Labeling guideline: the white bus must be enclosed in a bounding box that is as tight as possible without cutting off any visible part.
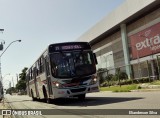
[26,42,99,103]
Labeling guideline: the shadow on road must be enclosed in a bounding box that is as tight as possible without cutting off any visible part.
[5,96,144,107]
[51,96,144,107]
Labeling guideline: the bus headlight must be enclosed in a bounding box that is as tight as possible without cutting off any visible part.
[90,76,97,85]
[55,83,60,87]
[52,82,64,88]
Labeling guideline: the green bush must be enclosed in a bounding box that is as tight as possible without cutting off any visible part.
[97,68,108,84]
[136,85,142,89]
[117,79,132,86]
[119,72,128,80]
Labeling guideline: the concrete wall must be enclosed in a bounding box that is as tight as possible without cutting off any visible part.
[77,0,156,42]
[92,31,125,71]
[76,0,160,78]
[128,7,160,37]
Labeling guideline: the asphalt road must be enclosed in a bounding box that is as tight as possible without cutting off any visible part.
[2,91,160,118]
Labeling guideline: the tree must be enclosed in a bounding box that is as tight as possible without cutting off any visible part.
[16,67,28,91]
[106,74,113,88]
[6,87,16,95]
[97,68,108,84]
[115,68,128,87]
[19,67,28,80]
[16,79,26,90]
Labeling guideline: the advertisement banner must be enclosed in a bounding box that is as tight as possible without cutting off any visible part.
[129,22,160,59]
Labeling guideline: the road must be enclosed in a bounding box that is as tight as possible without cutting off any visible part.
[2,91,160,118]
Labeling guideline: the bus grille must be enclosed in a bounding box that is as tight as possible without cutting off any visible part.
[70,88,86,93]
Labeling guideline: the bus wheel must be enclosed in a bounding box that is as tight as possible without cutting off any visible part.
[43,88,51,104]
[78,94,86,101]
[31,90,36,101]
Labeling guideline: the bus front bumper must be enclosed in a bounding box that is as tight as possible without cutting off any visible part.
[52,84,99,99]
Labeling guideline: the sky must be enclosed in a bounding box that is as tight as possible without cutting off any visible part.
[0,0,125,89]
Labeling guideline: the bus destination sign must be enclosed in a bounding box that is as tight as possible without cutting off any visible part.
[49,42,91,52]
[55,45,82,51]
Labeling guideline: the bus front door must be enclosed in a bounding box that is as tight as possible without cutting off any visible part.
[44,57,53,97]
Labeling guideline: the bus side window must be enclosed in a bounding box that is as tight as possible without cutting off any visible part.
[45,57,50,76]
[36,62,39,76]
[30,69,33,80]
[39,57,45,74]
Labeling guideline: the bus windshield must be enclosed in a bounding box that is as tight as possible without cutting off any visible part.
[50,51,96,78]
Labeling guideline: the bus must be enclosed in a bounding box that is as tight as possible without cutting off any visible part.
[26,42,99,103]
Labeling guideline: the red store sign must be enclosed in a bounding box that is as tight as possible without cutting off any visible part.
[129,22,160,59]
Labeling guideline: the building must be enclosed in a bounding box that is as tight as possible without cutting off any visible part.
[77,0,160,79]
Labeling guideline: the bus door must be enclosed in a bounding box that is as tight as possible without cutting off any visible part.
[44,56,53,96]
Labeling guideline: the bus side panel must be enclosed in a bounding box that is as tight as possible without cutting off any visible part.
[37,73,48,99]
[44,55,54,99]
[29,79,36,98]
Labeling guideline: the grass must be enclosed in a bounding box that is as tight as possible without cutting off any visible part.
[100,84,138,92]
[100,80,160,92]
[150,80,160,85]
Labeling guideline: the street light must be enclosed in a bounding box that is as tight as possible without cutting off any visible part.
[0,40,21,58]
[0,29,4,31]
[0,29,4,50]
[0,40,21,82]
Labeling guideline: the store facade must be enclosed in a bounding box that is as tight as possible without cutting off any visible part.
[77,0,160,79]
[129,15,160,79]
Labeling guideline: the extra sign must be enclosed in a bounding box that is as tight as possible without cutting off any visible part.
[129,22,160,59]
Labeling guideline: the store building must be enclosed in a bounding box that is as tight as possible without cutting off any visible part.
[77,0,160,79]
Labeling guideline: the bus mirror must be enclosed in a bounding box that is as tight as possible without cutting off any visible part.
[93,53,98,65]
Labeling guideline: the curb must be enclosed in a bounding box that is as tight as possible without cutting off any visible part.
[131,89,160,92]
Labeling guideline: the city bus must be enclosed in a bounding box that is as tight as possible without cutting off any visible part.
[26,42,99,103]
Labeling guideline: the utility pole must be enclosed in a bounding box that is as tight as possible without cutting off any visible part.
[0,29,4,51]
[0,29,4,84]
[0,40,21,87]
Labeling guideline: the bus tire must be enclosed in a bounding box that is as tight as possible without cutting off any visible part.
[31,90,36,101]
[43,87,51,104]
[78,94,86,101]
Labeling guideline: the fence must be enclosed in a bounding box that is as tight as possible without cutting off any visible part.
[97,60,160,87]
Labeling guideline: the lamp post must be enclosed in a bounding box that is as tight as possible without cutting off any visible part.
[0,29,4,31]
[0,29,4,51]
[0,40,21,83]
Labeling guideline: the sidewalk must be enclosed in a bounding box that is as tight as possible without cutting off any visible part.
[131,83,160,92]
[131,89,160,92]
[0,99,5,109]
[0,99,11,118]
